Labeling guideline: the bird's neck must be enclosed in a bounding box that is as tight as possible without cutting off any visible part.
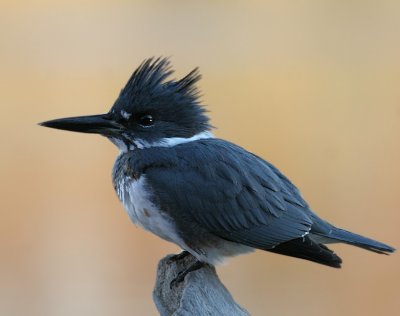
[109,131,214,153]
[111,130,214,189]
[132,131,214,150]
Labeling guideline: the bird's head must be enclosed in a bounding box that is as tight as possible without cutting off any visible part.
[40,57,212,151]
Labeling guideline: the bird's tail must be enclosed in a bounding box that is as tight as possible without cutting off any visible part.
[267,235,343,268]
[314,227,395,254]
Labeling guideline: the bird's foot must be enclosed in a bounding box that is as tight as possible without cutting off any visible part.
[170,260,205,289]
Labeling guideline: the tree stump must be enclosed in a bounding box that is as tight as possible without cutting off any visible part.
[153,253,250,316]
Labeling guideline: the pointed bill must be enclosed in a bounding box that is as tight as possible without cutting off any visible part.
[39,114,123,136]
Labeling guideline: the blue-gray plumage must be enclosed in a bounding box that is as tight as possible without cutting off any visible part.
[40,57,395,280]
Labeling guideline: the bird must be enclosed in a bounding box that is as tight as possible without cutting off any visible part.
[40,57,395,283]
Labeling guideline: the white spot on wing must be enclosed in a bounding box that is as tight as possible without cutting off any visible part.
[301,229,310,238]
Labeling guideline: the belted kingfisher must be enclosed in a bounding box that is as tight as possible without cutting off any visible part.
[40,57,394,282]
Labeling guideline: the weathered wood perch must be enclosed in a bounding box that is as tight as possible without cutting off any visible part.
[153,253,250,316]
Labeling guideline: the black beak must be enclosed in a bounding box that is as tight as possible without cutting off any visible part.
[39,114,123,136]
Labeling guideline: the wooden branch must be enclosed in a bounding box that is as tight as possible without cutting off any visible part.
[153,253,250,316]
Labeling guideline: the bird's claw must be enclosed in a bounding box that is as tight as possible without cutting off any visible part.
[169,260,205,289]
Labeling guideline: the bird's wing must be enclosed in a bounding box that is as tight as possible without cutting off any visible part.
[144,139,313,249]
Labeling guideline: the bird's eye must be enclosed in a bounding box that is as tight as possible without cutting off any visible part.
[138,114,154,127]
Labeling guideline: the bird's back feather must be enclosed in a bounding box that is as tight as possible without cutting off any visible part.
[116,137,395,266]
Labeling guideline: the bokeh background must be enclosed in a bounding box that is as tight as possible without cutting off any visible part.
[1,1,399,315]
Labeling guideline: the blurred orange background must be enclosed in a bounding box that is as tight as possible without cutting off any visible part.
[1,1,399,315]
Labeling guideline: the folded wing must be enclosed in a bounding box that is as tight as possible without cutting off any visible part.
[145,139,313,249]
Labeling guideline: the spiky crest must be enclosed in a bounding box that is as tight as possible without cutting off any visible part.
[120,57,202,104]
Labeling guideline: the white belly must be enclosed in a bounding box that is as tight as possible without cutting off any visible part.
[115,175,254,265]
[116,175,185,246]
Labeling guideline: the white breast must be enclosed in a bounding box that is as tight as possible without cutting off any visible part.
[116,175,186,246]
